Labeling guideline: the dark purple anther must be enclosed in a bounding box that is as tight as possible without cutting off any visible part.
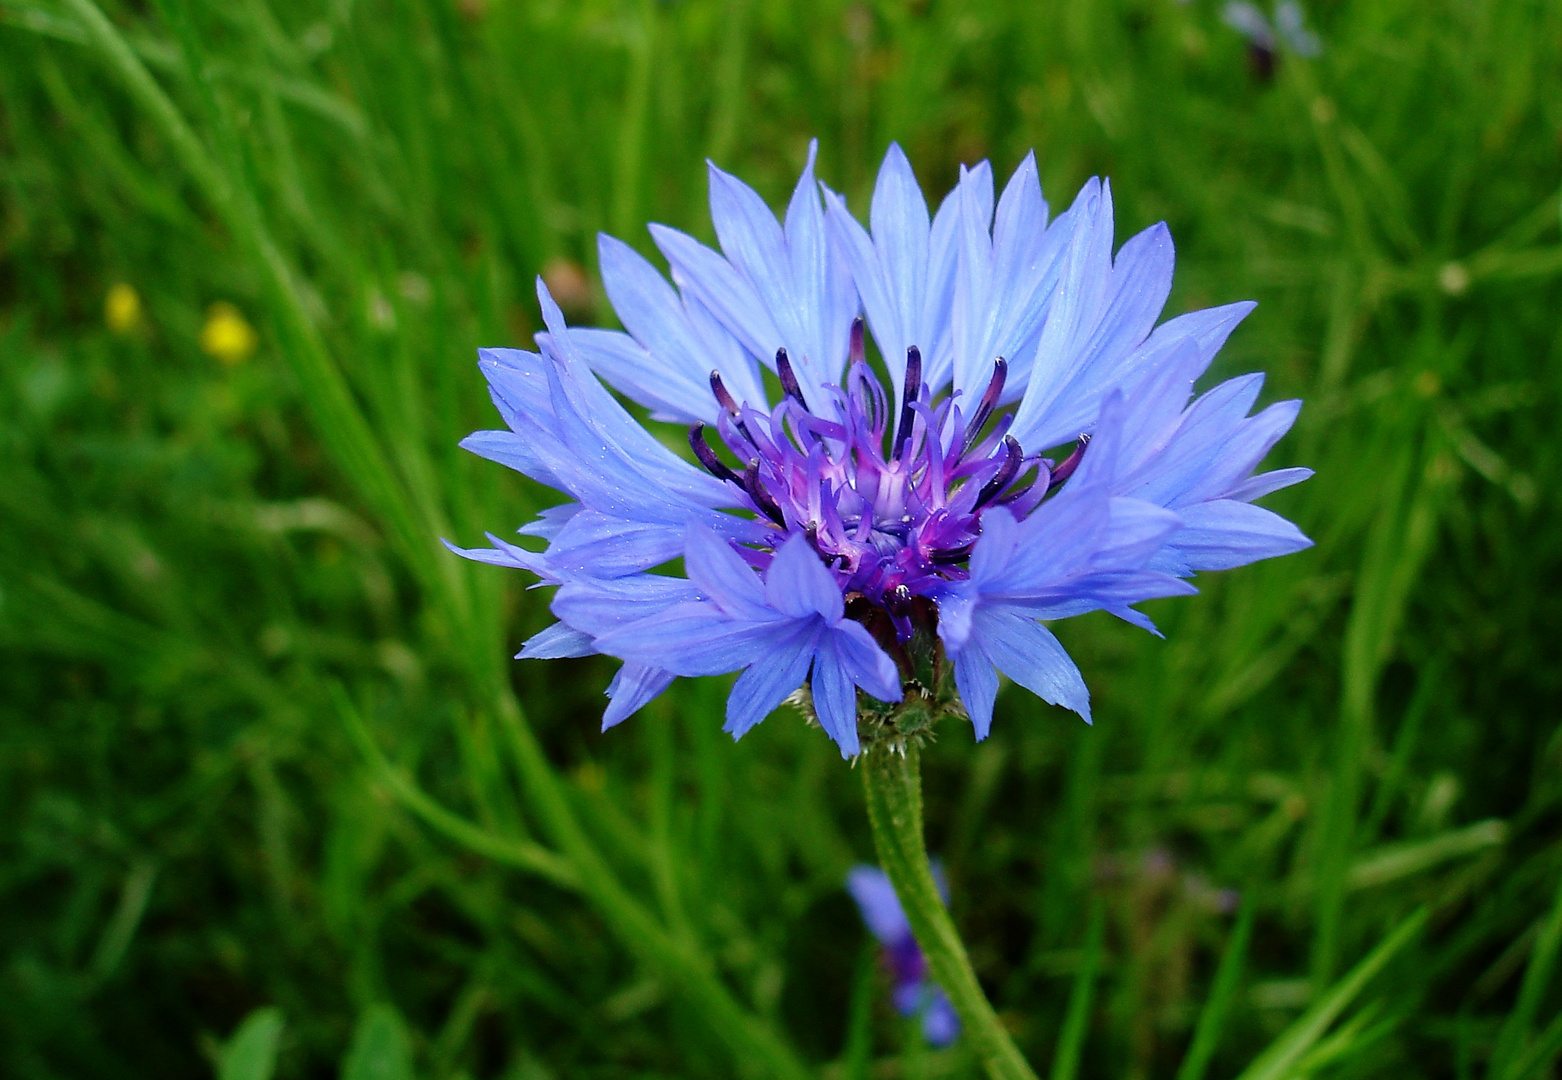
[893,346,923,461]
[974,436,1024,508]
[1047,433,1090,490]
[961,358,1008,455]
[710,369,759,446]
[710,370,741,415]
[775,348,809,409]
[885,583,914,617]
[689,423,740,483]
[744,461,787,526]
[848,316,866,366]
[929,542,975,565]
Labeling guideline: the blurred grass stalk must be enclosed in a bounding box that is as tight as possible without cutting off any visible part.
[54,0,811,1076]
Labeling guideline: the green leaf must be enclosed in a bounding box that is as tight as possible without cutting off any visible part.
[218,1008,284,1080]
[342,1005,415,1080]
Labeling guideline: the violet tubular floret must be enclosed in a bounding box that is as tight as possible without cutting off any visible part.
[688,354,1039,617]
[449,140,1314,754]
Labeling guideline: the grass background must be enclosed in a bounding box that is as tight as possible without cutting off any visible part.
[2,0,1561,1077]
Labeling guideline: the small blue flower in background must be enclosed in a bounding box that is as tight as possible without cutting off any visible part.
[847,864,960,1046]
[1223,1,1322,78]
[450,142,1313,754]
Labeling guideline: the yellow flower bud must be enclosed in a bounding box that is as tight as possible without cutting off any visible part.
[200,302,258,366]
[105,283,142,334]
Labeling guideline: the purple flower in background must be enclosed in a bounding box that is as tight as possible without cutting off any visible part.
[450,142,1312,754]
[1224,1,1322,79]
[847,864,960,1046]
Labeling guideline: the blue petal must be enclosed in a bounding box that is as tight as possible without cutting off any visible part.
[951,163,999,402]
[951,642,1001,739]
[459,428,562,489]
[1175,399,1304,505]
[682,525,770,619]
[764,532,845,622]
[517,503,580,540]
[725,626,820,740]
[545,511,687,577]
[1007,179,1119,445]
[837,143,935,397]
[1227,466,1313,503]
[921,990,961,1047]
[984,153,1068,391]
[920,170,976,393]
[869,144,930,354]
[590,600,773,677]
[1018,292,1252,456]
[1164,499,1314,572]
[649,221,781,375]
[784,141,856,395]
[708,160,792,332]
[551,572,701,638]
[846,865,912,945]
[1094,497,1184,568]
[831,619,903,703]
[568,326,712,425]
[518,622,595,660]
[596,233,767,418]
[978,608,1092,723]
[443,533,554,581]
[810,635,862,756]
[967,505,1022,583]
[602,663,676,730]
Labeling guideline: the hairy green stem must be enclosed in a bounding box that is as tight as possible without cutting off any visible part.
[862,741,1039,1080]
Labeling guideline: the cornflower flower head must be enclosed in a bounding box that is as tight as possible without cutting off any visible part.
[451,142,1312,755]
[847,864,960,1047]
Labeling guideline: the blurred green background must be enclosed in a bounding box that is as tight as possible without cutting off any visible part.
[2,0,1561,1077]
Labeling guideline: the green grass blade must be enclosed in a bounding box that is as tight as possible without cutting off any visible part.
[1506,1010,1562,1080]
[333,686,576,888]
[1177,899,1256,1080]
[1491,872,1562,1079]
[839,942,877,1080]
[1346,819,1507,891]
[1049,901,1104,1080]
[1236,907,1428,1080]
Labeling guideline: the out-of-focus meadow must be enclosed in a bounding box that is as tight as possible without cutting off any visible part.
[2,0,1561,1077]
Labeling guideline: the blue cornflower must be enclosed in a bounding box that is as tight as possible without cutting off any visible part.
[847,864,960,1047]
[450,142,1312,754]
[1223,1,1323,64]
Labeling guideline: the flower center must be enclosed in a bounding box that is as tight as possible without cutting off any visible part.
[688,318,1087,637]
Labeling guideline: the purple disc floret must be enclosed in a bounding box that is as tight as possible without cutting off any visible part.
[449,141,1314,755]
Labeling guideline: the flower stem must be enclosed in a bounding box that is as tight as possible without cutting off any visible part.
[862,740,1039,1080]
